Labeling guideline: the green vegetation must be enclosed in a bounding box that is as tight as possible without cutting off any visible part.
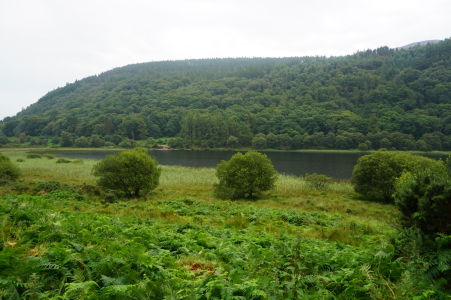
[351,151,446,202]
[214,151,277,199]
[394,167,450,235]
[351,151,451,291]
[1,40,450,151]
[92,148,161,198]
[56,158,73,164]
[303,173,333,190]
[0,150,449,298]
[386,154,451,292]
[0,153,20,181]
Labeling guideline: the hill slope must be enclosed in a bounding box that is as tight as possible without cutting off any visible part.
[1,40,450,150]
[397,40,441,49]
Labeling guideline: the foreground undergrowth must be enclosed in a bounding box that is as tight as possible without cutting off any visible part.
[0,150,446,299]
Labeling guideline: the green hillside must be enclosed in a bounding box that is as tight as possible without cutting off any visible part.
[1,40,450,150]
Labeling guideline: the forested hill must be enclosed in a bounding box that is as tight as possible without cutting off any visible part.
[1,39,450,150]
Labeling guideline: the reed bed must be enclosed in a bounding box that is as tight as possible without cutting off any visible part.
[3,150,354,194]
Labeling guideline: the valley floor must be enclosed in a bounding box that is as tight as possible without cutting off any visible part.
[0,150,444,299]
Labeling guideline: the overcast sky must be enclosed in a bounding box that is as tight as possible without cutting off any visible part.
[1,0,450,119]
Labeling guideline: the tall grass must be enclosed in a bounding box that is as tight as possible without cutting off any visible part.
[159,165,217,186]
[3,150,353,192]
[3,151,216,186]
[4,151,97,184]
[1,149,398,223]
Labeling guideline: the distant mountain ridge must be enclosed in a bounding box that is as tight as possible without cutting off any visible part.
[1,39,450,151]
[397,39,441,49]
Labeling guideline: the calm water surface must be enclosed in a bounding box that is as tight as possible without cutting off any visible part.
[48,150,446,179]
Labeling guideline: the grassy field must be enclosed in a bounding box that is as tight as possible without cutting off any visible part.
[0,150,445,299]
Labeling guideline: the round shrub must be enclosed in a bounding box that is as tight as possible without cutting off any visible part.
[0,153,20,180]
[394,167,450,235]
[351,151,445,202]
[214,151,277,199]
[92,148,161,198]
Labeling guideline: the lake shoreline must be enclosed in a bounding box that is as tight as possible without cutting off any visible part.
[1,147,447,179]
[1,146,450,156]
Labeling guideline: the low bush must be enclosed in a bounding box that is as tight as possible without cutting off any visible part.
[33,181,63,193]
[0,153,20,181]
[16,158,24,162]
[44,190,85,201]
[214,151,277,199]
[26,153,42,159]
[394,166,450,235]
[92,148,161,198]
[56,158,72,164]
[0,179,28,192]
[351,151,444,202]
[77,183,103,196]
[304,173,332,190]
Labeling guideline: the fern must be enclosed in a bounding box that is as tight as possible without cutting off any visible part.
[63,281,99,299]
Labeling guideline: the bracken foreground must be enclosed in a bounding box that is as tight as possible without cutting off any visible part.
[0,150,446,299]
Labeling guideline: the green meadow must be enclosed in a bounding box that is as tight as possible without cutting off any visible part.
[0,150,445,299]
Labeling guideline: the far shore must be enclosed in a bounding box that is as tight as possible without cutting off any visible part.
[0,146,450,156]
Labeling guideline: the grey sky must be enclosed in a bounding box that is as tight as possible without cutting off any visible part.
[1,0,450,119]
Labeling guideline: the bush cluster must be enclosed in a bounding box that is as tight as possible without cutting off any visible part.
[351,151,444,203]
[394,167,450,235]
[352,151,450,236]
[95,148,451,236]
[92,149,278,200]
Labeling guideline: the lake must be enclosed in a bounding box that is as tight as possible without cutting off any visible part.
[47,149,446,179]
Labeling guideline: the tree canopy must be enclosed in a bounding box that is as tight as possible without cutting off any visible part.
[92,148,161,198]
[2,40,450,150]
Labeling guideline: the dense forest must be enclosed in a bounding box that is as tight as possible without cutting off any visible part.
[1,39,450,150]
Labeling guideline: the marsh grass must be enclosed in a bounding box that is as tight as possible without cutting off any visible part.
[1,149,397,222]
[2,150,431,299]
[0,149,399,245]
[159,165,217,186]
[11,152,97,185]
[275,173,353,195]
